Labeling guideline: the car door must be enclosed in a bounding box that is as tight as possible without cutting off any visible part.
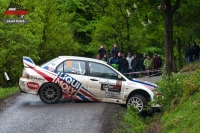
[55,60,89,101]
[87,61,126,102]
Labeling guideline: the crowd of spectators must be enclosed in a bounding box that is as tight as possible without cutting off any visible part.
[95,43,162,78]
[185,42,200,64]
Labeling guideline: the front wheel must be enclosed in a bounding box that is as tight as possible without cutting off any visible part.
[39,83,61,104]
[126,94,148,113]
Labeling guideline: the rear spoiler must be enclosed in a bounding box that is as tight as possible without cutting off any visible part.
[23,56,36,68]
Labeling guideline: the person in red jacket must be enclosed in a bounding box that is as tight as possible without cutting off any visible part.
[153,54,159,76]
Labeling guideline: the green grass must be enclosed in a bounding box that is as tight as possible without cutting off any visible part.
[162,92,200,133]
[114,107,146,133]
[0,87,19,99]
[117,60,200,133]
[181,60,200,72]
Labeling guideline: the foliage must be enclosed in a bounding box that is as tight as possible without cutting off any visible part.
[0,86,19,99]
[0,0,80,86]
[156,68,200,111]
[161,92,200,133]
[181,60,200,72]
[114,106,146,133]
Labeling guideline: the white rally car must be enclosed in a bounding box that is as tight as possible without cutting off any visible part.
[19,56,161,112]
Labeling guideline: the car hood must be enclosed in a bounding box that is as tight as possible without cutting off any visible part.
[130,78,158,91]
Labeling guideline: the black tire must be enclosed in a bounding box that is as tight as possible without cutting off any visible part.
[126,94,148,113]
[39,83,61,104]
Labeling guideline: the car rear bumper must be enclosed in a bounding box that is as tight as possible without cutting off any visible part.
[19,77,38,95]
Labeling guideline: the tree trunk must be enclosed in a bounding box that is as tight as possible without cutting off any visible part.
[162,0,181,75]
[164,10,174,75]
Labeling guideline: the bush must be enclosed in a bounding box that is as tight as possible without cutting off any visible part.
[156,69,200,111]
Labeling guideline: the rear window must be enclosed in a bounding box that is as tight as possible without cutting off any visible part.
[40,58,59,67]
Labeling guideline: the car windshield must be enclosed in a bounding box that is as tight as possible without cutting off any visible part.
[108,64,132,80]
[40,58,59,67]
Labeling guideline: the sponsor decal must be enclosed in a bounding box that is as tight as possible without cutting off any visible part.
[52,72,82,95]
[99,79,115,86]
[101,80,122,92]
[105,91,121,99]
[48,67,54,71]
[27,82,39,90]
[30,76,45,81]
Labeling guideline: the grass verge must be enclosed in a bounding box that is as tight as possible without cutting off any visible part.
[0,87,19,99]
[115,60,200,133]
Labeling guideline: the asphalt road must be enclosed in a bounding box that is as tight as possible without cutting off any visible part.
[0,76,161,133]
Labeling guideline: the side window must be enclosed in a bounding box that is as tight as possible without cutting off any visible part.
[56,62,64,72]
[89,62,118,79]
[56,60,86,75]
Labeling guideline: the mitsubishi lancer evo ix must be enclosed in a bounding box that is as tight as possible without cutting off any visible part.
[19,56,161,113]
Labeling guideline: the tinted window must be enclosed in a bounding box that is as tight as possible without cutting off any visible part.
[89,62,118,79]
[56,60,86,75]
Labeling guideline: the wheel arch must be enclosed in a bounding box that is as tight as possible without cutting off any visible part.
[37,82,63,96]
[126,89,151,103]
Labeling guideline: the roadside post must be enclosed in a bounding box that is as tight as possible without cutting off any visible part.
[4,72,10,88]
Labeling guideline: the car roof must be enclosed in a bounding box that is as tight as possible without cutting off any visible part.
[58,56,108,64]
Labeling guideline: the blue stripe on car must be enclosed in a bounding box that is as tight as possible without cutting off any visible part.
[23,57,34,64]
[131,79,157,88]
[77,93,90,101]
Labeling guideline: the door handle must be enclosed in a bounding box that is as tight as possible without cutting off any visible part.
[90,78,98,81]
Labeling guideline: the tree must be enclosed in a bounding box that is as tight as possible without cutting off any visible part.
[160,0,181,75]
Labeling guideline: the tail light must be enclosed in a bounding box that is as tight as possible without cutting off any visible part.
[22,68,29,78]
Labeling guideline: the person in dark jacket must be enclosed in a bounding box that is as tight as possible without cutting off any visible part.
[157,54,162,68]
[131,54,139,78]
[194,42,199,61]
[109,54,119,70]
[185,43,190,64]
[101,54,109,63]
[153,54,159,69]
[189,46,195,62]
[98,44,107,60]
[117,52,122,70]
[111,43,120,57]
[119,54,128,75]
[139,54,147,77]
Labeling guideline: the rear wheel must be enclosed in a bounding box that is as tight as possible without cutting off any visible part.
[126,94,148,113]
[39,83,61,104]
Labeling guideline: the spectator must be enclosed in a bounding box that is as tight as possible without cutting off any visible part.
[97,54,101,60]
[101,54,109,63]
[185,43,190,64]
[153,54,159,76]
[153,54,159,69]
[157,54,162,68]
[131,54,139,78]
[189,46,195,62]
[194,42,199,61]
[117,52,122,60]
[109,54,119,70]
[119,54,128,75]
[117,52,122,70]
[144,54,154,77]
[140,53,147,77]
[111,43,120,57]
[98,44,107,60]
[126,53,133,78]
